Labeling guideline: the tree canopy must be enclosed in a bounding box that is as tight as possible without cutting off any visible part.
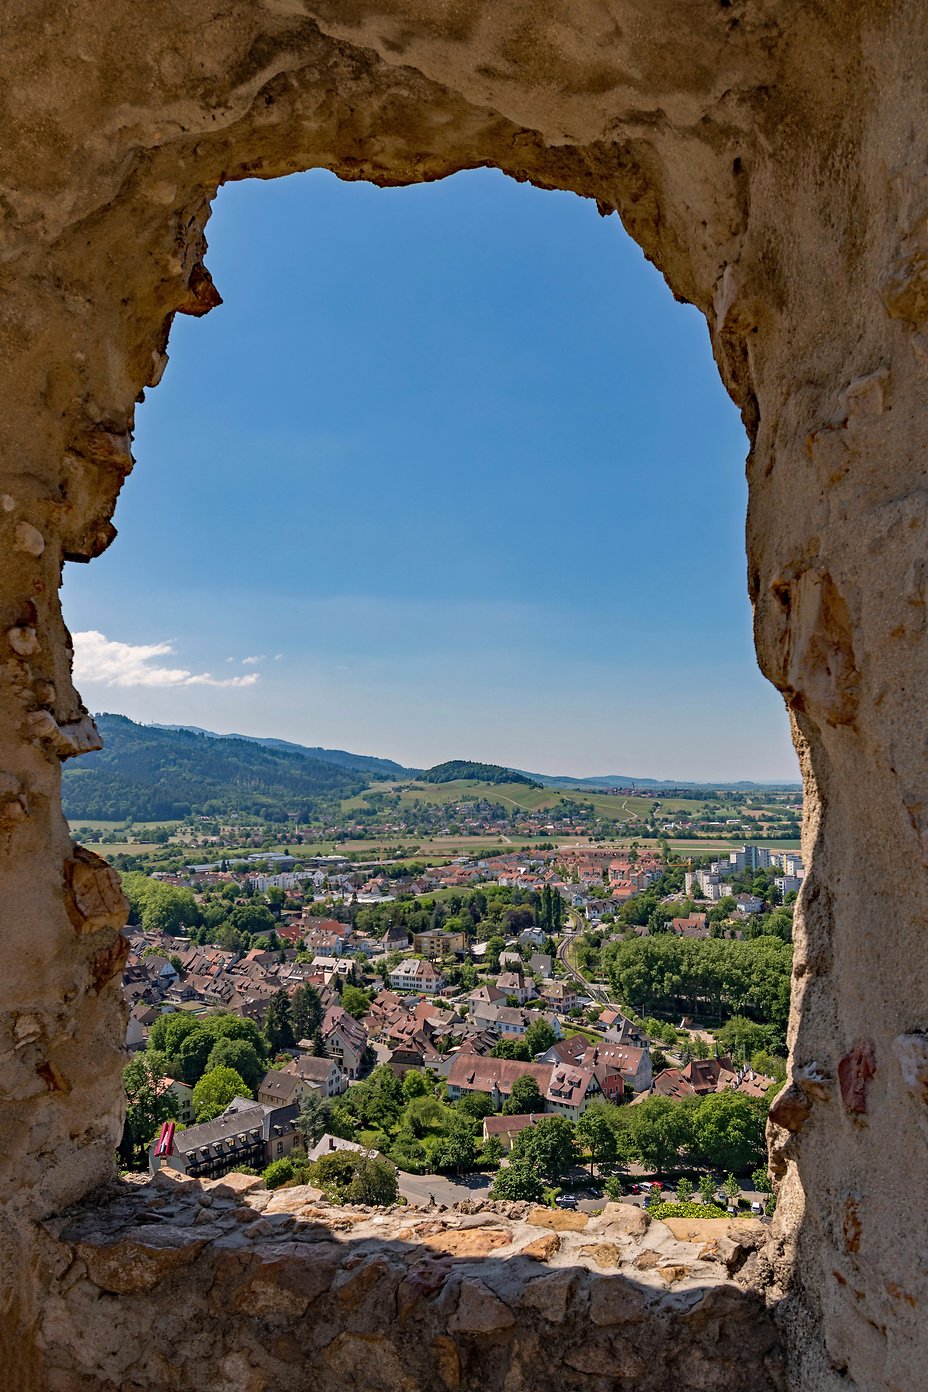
[509,1116,579,1181]
[121,1054,179,1165]
[192,1066,252,1121]
[308,1150,399,1205]
[603,934,792,1046]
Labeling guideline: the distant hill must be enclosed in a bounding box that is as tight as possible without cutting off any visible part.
[63,714,367,821]
[152,724,415,780]
[420,760,541,788]
[517,770,800,791]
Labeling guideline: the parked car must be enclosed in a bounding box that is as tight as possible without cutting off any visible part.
[556,1194,578,1208]
[750,1200,764,1215]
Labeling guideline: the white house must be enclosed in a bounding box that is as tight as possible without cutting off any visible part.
[389,958,446,993]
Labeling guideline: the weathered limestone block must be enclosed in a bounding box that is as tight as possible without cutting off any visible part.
[63,845,128,934]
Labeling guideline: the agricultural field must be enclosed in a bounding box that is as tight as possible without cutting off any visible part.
[341,778,716,821]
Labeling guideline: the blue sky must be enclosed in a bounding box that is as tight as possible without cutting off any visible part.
[63,168,797,781]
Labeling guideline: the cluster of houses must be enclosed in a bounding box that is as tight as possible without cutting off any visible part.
[151,845,677,927]
[444,1034,653,1125]
[153,849,567,910]
[131,841,782,1186]
[631,1053,774,1103]
[555,847,664,906]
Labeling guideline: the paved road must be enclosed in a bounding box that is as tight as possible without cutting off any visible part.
[397,1170,494,1208]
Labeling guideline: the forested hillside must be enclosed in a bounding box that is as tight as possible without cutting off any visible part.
[421,760,540,787]
[155,725,414,780]
[62,714,366,820]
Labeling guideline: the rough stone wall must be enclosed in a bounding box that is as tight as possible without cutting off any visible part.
[36,1173,783,1391]
[1,3,927,1389]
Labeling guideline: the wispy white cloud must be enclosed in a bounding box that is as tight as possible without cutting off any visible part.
[241,654,265,666]
[73,631,259,689]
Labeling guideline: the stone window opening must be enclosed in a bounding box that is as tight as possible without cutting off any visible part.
[3,8,927,1389]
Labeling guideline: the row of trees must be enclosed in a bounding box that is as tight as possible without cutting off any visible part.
[603,934,792,1047]
[122,870,289,949]
[489,1090,768,1203]
[291,1063,767,1185]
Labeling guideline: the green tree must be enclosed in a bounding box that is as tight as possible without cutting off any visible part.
[309,1150,398,1205]
[502,1075,545,1115]
[192,1066,251,1121]
[687,1092,765,1173]
[174,1028,216,1085]
[490,1038,531,1062]
[292,983,323,1040]
[122,1054,179,1166]
[576,1107,618,1176]
[722,1173,741,1204]
[296,1093,333,1147]
[340,984,372,1018]
[715,1016,773,1062]
[698,1172,717,1204]
[431,1129,477,1174]
[490,1160,544,1203]
[208,1014,270,1057]
[481,1134,504,1167]
[401,1070,431,1102]
[675,1175,694,1203]
[390,1127,428,1172]
[486,936,507,972]
[751,1166,773,1194]
[264,990,295,1053]
[204,1037,264,1092]
[402,1095,446,1137]
[750,1049,787,1082]
[147,1011,200,1059]
[265,886,286,916]
[311,1028,328,1058]
[509,1116,579,1182]
[524,1019,557,1056]
[122,873,201,936]
[264,1156,297,1189]
[455,1090,496,1122]
[622,1095,691,1172]
[228,902,277,936]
